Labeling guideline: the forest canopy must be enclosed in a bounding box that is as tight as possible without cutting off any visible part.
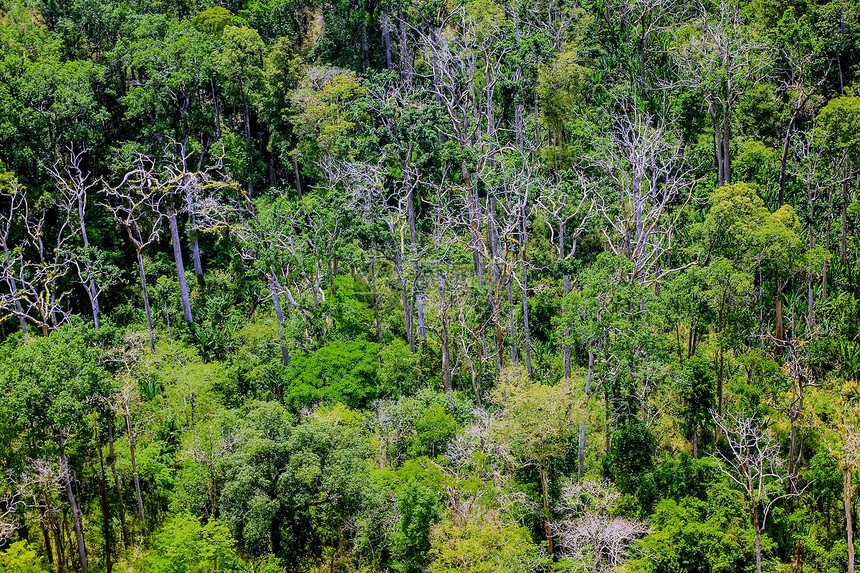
[1,0,860,571]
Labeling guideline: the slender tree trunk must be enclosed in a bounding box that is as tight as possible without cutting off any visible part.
[97,443,112,573]
[38,509,53,565]
[124,409,146,530]
[508,277,518,365]
[846,468,855,573]
[51,502,65,573]
[2,242,28,333]
[77,201,101,330]
[722,104,732,184]
[134,246,155,353]
[439,270,451,392]
[396,250,415,353]
[823,215,830,300]
[577,351,593,480]
[808,217,815,328]
[371,258,382,344]
[714,112,724,187]
[754,504,762,573]
[269,279,289,366]
[775,278,785,352]
[778,107,801,207]
[382,7,392,70]
[292,153,302,200]
[693,430,698,459]
[168,211,193,323]
[521,209,532,376]
[185,185,203,280]
[539,462,554,556]
[522,259,532,376]
[842,178,848,265]
[107,419,127,547]
[60,443,88,573]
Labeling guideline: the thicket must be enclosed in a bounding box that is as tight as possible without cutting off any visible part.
[1,0,860,570]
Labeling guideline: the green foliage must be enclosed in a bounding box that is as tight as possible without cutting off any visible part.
[0,542,49,573]
[428,518,550,573]
[604,417,656,498]
[391,479,439,573]
[282,339,383,409]
[149,514,244,573]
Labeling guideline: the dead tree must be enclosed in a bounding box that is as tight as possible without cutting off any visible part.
[0,176,74,335]
[713,410,806,573]
[552,478,649,573]
[671,0,766,186]
[537,170,594,379]
[103,161,167,352]
[593,105,695,288]
[47,144,120,330]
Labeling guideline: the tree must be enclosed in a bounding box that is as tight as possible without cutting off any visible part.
[672,0,766,185]
[810,386,860,573]
[0,322,114,573]
[552,478,649,573]
[592,105,694,287]
[713,410,803,573]
[149,514,242,573]
[46,144,120,331]
[678,356,715,458]
[492,366,582,555]
[815,96,860,265]
[103,152,167,351]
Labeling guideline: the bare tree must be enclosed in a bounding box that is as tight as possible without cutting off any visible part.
[0,175,74,335]
[593,105,695,287]
[552,478,649,573]
[103,160,167,352]
[537,171,594,379]
[0,174,29,334]
[672,0,767,185]
[713,410,806,573]
[812,398,860,573]
[47,144,120,331]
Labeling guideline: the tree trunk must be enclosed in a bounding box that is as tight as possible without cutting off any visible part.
[521,243,532,377]
[168,210,193,323]
[292,153,302,200]
[754,502,762,573]
[185,184,204,280]
[124,409,146,530]
[382,7,392,70]
[50,499,65,573]
[846,468,855,573]
[134,246,155,353]
[722,103,732,185]
[578,351,594,481]
[77,200,101,330]
[2,242,28,333]
[842,179,848,265]
[371,258,382,344]
[269,279,289,366]
[539,462,554,555]
[60,442,88,573]
[396,250,415,353]
[508,276,518,365]
[107,419,127,547]
[97,443,112,573]
[439,270,451,392]
[775,278,785,353]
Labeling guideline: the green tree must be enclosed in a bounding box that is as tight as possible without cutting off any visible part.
[493,366,582,556]
[0,322,114,573]
[149,514,242,573]
[391,479,438,573]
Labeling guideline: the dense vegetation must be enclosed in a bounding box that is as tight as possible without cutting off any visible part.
[1,0,860,570]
